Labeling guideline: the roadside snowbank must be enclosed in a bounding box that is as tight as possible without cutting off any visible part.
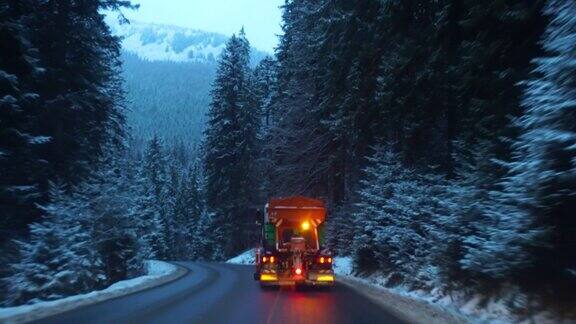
[333,257,564,324]
[226,249,255,265]
[334,257,469,324]
[0,260,185,324]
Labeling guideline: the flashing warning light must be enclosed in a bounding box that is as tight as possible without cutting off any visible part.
[320,257,325,264]
[295,268,302,275]
[270,256,275,263]
[301,221,310,231]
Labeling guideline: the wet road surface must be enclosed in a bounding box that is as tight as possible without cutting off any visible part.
[35,262,404,324]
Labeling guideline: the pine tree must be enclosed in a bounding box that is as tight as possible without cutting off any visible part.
[463,0,576,286]
[77,153,140,285]
[6,182,105,305]
[1,0,136,247]
[352,144,451,287]
[169,160,204,259]
[142,136,171,259]
[191,211,224,261]
[132,161,167,261]
[0,0,49,245]
[203,28,260,257]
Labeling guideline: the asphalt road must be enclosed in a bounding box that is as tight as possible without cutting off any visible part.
[34,262,405,324]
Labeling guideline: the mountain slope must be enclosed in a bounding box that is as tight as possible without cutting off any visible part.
[108,19,269,158]
[108,19,268,65]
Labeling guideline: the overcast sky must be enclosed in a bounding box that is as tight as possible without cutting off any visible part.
[120,0,284,53]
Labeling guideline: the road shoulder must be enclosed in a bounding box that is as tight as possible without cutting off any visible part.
[0,261,188,324]
[337,276,470,324]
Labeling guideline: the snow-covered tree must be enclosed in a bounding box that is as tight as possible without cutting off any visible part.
[463,0,576,283]
[352,145,452,287]
[141,136,171,259]
[6,182,104,305]
[170,162,204,259]
[190,211,224,261]
[0,0,49,247]
[203,28,260,257]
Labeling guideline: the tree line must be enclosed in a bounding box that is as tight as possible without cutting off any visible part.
[0,0,214,306]
[278,0,575,314]
[203,0,576,316]
[2,0,575,316]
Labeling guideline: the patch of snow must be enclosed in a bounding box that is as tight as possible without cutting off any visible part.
[333,256,353,276]
[226,249,256,265]
[28,136,52,145]
[106,18,226,64]
[333,258,541,323]
[0,260,180,323]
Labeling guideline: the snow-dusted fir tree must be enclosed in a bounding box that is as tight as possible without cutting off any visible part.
[0,0,49,246]
[353,145,449,285]
[77,153,140,285]
[190,211,224,261]
[142,136,171,259]
[169,162,204,259]
[131,161,167,261]
[6,182,104,305]
[352,146,409,273]
[203,28,260,257]
[462,0,576,281]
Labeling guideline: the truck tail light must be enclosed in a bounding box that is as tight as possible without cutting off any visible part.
[270,256,275,263]
[318,256,332,264]
[262,256,267,263]
[295,268,302,275]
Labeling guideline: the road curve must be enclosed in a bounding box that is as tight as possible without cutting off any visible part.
[34,262,405,324]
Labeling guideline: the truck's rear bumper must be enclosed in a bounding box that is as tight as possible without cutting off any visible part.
[258,273,335,287]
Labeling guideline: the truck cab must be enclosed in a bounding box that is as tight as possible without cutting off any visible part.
[254,196,334,287]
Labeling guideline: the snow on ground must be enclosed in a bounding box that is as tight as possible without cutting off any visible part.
[333,256,353,276]
[226,249,256,265]
[0,260,183,324]
[332,257,469,324]
[333,257,564,323]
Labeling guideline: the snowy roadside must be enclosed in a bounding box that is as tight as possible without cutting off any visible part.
[334,257,566,324]
[226,249,256,265]
[333,257,471,324]
[0,260,186,324]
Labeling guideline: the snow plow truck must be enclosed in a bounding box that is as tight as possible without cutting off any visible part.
[254,196,335,288]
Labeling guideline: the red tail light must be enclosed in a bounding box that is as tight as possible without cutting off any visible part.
[319,257,325,264]
[295,268,302,275]
[262,256,267,263]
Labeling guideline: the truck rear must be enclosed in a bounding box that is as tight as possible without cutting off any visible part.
[254,196,334,288]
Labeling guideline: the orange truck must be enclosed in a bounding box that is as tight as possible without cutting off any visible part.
[254,196,335,288]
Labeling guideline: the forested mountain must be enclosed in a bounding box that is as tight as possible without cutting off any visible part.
[108,19,269,65]
[112,21,268,158]
[121,52,214,157]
